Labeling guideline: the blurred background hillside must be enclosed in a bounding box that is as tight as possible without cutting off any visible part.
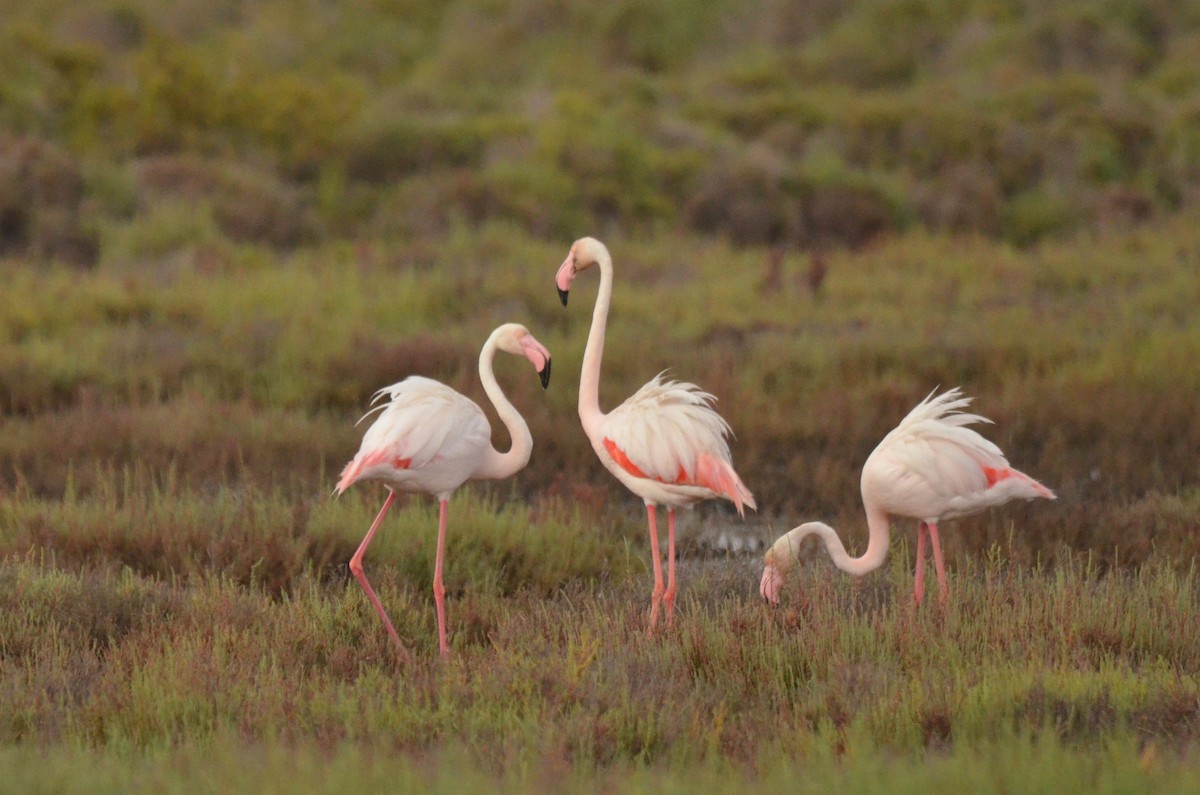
[4,0,1200,260]
[1,0,1199,571]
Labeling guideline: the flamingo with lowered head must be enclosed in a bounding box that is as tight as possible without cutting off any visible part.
[556,237,756,630]
[760,388,1055,607]
[335,323,551,659]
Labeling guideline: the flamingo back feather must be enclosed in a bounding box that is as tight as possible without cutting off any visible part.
[600,373,755,511]
[864,387,1054,520]
[336,376,490,495]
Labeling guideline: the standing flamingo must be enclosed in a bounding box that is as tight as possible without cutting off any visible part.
[759,388,1055,607]
[556,237,755,630]
[335,323,551,659]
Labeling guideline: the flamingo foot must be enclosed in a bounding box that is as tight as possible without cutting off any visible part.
[386,625,413,661]
[647,583,665,635]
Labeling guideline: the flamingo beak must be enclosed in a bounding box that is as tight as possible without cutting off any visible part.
[520,335,552,389]
[555,253,575,306]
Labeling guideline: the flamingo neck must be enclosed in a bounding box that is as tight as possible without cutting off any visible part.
[471,335,533,481]
[578,247,613,436]
[767,503,892,578]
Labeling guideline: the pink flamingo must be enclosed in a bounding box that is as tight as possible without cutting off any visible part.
[760,388,1055,606]
[335,323,551,659]
[556,237,755,629]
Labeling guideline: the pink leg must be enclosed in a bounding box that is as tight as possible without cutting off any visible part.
[433,498,449,658]
[928,522,948,606]
[913,521,928,605]
[646,504,665,631]
[349,490,411,661]
[664,508,678,626]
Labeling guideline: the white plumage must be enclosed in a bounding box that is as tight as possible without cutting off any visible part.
[338,376,492,499]
[557,237,755,630]
[761,387,1054,606]
[335,323,551,659]
[861,388,1047,523]
[594,372,753,512]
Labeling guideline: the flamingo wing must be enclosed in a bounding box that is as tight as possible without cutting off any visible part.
[598,373,755,511]
[336,376,490,493]
[863,388,1049,519]
[601,374,731,482]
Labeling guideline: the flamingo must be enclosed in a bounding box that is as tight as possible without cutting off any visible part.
[759,387,1055,607]
[556,237,756,630]
[335,323,551,659]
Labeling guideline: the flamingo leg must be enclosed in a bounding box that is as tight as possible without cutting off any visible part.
[646,504,665,631]
[349,490,411,661]
[928,521,949,606]
[913,521,928,605]
[433,498,449,658]
[664,508,678,626]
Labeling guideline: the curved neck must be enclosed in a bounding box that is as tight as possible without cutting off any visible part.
[769,503,892,577]
[578,248,613,435]
[472,337,533,481]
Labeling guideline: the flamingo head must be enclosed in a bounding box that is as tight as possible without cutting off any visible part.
[556,237,607,306]
[759,537,798,605]
[495,323,552,389]
[759,562,784,605]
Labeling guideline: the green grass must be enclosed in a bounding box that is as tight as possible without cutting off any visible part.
[1,734,1197,794]
[0,734,1194,794]
[2,175,1197,792]
[2,217,1198,567]
[4,211,1195,787]
[2,532,1199,790]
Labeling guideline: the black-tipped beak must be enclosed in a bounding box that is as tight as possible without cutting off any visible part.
[539,358,552,389]
[557,287,569,306]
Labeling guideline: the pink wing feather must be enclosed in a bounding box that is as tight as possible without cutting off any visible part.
[863,388,1054,520]
[336,376,490,494]
[600,373,756,513]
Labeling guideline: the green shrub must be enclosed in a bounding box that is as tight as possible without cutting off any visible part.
[1002,187,1081,244]
[0,135,97,266]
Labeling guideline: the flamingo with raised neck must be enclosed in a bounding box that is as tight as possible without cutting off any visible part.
[557,237,756,629]
[336,323,551,659]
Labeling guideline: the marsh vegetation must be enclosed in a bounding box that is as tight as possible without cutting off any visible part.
[2,0,1199,790]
